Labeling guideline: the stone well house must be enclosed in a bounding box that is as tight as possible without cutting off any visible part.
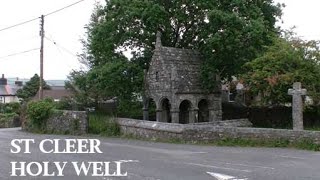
[143,32,222,124]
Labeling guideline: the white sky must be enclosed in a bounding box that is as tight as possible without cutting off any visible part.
[0,0,319,80]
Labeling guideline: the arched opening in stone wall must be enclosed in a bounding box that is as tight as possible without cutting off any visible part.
[160,98,171,123]
[148,98,157,121]
[179,100,192,124]
[198,99,209,122]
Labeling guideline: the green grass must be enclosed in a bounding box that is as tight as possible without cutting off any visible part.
[88,112,120,137]
[305,127,320,131]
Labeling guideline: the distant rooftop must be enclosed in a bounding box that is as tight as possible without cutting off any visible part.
[6,78,66,87]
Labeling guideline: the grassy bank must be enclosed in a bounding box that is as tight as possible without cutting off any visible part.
[88,112,120,136]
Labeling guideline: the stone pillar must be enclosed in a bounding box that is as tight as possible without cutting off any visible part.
[156,109,162,122]
[171,109,179,123]
[288,82,307,130]
[189,108,198,124]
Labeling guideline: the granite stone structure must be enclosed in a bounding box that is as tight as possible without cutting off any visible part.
[143,32,222,124]
[288,82,307,130]
[116,118,320,145]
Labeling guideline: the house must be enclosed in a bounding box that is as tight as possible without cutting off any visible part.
[0,74,23,104]
[143,32,222,124]
[34,81,73,102]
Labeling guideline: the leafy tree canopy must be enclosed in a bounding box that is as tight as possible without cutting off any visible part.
[241,32,320,106]
[71,0,283,109]
[88,0,282,73]
[16,74,50,101]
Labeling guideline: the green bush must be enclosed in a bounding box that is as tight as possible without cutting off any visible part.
[117,100,142,119]
[54,97,74,110]
[0,102,21,114]
[88,112,120,136]
[26,100,55,130]
[0,113,18,127]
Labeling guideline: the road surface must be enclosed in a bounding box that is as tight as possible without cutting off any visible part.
[1,128,319,180]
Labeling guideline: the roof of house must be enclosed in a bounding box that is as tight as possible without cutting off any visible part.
[0,85,21,96]
[34,89,73,100]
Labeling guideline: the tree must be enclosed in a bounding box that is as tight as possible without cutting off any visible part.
[241,34,320,106]
[16,74,50,101]
[73,0,283,112]
[88,0,282,76]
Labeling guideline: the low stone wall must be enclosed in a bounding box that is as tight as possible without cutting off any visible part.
[116,118,320,145]
[46,111,88,135]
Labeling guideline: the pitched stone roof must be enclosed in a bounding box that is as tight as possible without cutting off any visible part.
[156,46,203,93]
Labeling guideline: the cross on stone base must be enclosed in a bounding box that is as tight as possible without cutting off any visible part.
[288,82,307,130]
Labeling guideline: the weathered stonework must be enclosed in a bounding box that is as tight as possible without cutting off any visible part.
[288,82,307,130]
[46,110,88,135]
[116,118,320,145]
[144,32,222,124]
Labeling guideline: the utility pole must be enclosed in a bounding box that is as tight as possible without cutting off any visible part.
[39,15,44,100]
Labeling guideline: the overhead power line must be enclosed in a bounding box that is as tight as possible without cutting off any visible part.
[0,0,86,33]
[45,36,78,57]
[0,48,40,61]
[45,0,86,16]
[0,17,39,32]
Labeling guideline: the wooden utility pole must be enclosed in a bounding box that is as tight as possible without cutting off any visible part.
[39,15,44,100]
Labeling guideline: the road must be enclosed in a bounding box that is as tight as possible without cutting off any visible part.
[0,128,320,180]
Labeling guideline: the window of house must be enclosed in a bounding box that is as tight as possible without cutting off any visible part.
[0,96,3,103]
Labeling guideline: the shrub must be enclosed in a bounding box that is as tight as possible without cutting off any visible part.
[0,102,21,114]
[26,100,55,130]
[54,97,74,110]
[0,113,19,128]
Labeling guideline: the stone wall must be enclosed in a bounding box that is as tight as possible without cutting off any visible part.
[116,118,320,145]
[46,110,88,135]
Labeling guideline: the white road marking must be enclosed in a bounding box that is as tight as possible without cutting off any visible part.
[207,172,248,180]
[185,162,251,173]
[277,155,307,160]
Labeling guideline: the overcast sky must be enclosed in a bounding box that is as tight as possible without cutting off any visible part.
[0,0,319,80]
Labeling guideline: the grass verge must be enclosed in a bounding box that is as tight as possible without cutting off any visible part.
[88,112,120,137]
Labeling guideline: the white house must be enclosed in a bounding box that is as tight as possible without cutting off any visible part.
[0,74,22,104]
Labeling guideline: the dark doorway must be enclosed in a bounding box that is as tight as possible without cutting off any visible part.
[179,100,192,124]
[198,99,209,122]
[148,98,156,121]
[161,98,171,123]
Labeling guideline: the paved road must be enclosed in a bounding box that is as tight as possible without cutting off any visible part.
[1,128,320,180]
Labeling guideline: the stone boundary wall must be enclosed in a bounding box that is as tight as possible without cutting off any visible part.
[116,118,320,145]
[46,111,88,135]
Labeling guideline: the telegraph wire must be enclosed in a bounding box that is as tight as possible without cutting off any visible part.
[0,0,87,33]
[0,48,40,61]
[0,17,39,32]
[45,0,86,16]
[44,36,78,58]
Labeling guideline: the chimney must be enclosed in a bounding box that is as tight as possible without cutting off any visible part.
[0,74,7,85]
[155,31,162,49]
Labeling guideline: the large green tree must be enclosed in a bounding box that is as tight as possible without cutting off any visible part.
[72,0,283,109]
[241,33,320,105]
[16,74,50,101]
